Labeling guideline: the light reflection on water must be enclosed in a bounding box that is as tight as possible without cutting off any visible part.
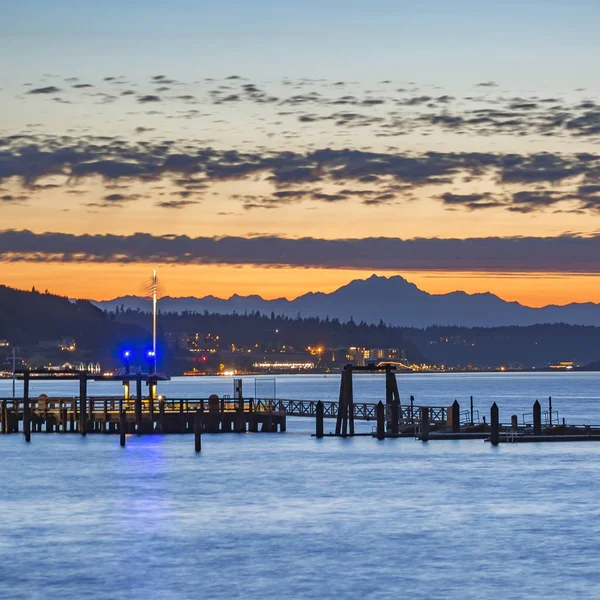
[1,373,600,599]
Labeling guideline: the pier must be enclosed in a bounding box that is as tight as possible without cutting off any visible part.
[2,366,600,447]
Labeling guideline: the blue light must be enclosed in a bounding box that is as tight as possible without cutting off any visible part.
[123,350,132,359]
[147,350,156,358]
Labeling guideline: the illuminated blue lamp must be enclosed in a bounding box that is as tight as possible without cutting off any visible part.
[123,350,132,359]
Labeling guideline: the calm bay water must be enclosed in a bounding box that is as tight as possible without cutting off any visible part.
[2,372,600,599]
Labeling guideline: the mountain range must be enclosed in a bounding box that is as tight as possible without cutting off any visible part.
[94,275,600,328]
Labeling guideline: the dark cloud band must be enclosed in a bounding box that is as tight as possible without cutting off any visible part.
[1,229,599,273]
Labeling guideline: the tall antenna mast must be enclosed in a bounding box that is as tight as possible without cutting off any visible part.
[152,268,157,374]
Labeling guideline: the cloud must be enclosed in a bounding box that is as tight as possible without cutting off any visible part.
[27,86,61,94]
[2,230,600,273]
[155,199,199,209]
[1,134,599,213]
[137,95,162,103]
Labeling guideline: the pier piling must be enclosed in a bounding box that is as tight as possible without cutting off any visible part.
[316,400,324,438]
[79,374,87,437]
[490,403,499,446]
[23,399,31,443]
[376,401,385,440]
[420,407,430,442]
[533,400,542,435]
[194,410,202,452]
[451,400,460,433]
[119,401,126,447]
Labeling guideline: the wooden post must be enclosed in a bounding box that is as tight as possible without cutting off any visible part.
[340,367,349,436]
[386,367,401,432]
[470,396,474,425]
[420,406,430,442]
[1,400,6,434]
[391,398,399,435]
[410,395,415,424]
[548,396,552,426]
[451,400,460,433]
[533,400,542,435]
[135,373,142,433]
[159,398,165,433]
[23,400,31,443]
[179,398,185,433]
[79,373,87,436]
[119,401,126,447]
[102,400,108,433]
[347,365,354,436]
[316,400,324,438]
[62,404,68,433]
[490,402,499,446]
[376,401,385,440]
[194,410,202,452]
[511,415,518,429]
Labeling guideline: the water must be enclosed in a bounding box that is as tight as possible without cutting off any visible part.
[2,373,600,599]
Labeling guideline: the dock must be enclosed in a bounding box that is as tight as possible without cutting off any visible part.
[2,366,600,448]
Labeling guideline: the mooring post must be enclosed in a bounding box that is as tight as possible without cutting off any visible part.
[511,415,518,429]
[420,406,430,442]
[179,398,185,433]
[391,398,399,435]
[22,372,30,439]
[119,400,126,447]
[79,373,87,436]
[410,395,415,424]
[376,401,385,440]
[533,400,542,435]
[23,400,31,443]
[316,400,324,438]
[135,373,142,433]
[548,396,552,426]
[347,365,355,436]
[1,400,6,434]
[335,368,346,436]
[452,400,460,433]
[470,396,474,425]
[490,402,499,446]
[194,410,202,453]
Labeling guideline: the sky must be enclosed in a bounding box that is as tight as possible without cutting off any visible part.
[1,0,600,306]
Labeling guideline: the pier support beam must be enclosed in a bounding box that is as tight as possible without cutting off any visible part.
[451,400,460,433]
[23,372,30,441]
[135,374,142,433]
[1,400,7,434]
[316,400,324,438]
[533,400,542,436]
[119,401,126,447]
[23,398,31,442]
[159,399,165,433]
[385,366,401,433]
[420,406,429,442]
[376,401,385,440]
[194,410,202,452]
[79,373,87,436]
[490,403,499,446]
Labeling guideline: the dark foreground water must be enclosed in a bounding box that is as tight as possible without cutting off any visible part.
[2,373,600,599]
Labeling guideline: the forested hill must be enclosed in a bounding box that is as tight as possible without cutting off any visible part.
[0,285,146,351]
